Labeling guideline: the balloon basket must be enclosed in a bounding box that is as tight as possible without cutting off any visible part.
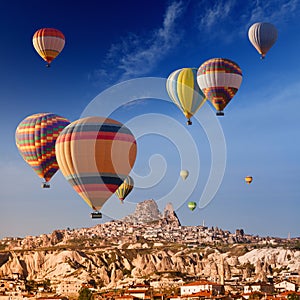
[42,182,50,188]
[187,119,192,125]
[216,112,224,116]
[91,212,102,219]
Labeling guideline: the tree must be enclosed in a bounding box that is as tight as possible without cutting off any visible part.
[287,293,300,300]
[25,280,36,292]
[78,287,93,300]
[43,278,51,291]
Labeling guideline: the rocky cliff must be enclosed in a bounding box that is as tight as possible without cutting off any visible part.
[0,245,299,288]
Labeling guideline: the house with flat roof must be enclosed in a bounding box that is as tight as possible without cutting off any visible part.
[274,280,297,292]
[180,280,224,296]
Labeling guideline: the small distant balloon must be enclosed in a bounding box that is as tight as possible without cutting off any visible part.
[115,175,134,203]
[245,176,253,184]
[180,170,189,180]
[248,22,278,59]
[32,28,65,67]
[188,201,197,211]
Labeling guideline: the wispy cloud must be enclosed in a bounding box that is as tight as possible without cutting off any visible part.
[91,1,185,86]
[198,0,236,31]
[195,0,238,44]
[196,0,299,41]
[248,0,298,26]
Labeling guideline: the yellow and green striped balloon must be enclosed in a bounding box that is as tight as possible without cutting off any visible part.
[166,68,206,125]
[115,175,134,203]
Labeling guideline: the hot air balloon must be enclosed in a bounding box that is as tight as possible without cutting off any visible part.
[197,58,242,116]
[166,68,206,125]
[188,201,196,211]
[32,28,65,67]
[248,22,278,59]
[15,113,70,188]
[115,175,134,203]
[245,176,253,184]
[55,116,137,217]
[180,170,189,180]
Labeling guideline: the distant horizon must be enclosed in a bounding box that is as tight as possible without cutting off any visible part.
[1,198,297,240]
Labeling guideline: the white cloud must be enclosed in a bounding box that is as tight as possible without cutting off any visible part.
[92,1,185,85]
[248,0,298,25]
[196,0,299,40]
[199,0,236,30]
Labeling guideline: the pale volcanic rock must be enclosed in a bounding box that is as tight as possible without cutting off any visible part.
[123,199,162,223]
[238,248,300,273]
[98,266,110,285]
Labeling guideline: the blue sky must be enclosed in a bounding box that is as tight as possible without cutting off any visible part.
[0,0,299,239]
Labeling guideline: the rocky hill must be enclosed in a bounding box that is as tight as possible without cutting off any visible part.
[122,199,180,227]
[0,200,299,288]
[122,199,162,223]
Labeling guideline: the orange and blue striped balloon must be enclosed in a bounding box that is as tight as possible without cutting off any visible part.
[15,113,70,185]
[55,116,137,212]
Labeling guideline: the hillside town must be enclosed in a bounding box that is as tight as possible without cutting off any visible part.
[0,200,299,300]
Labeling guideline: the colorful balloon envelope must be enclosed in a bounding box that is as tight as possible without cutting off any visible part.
[115,175,134,203]
[166,68,206,125]
[197,58,242,116]
[15,113,70,188]
[32,28,65,67]
[188,201,196,211]
[55,116,137,212]
[248,22,278,59]
[180,170,189,180]
[245,176,253,184]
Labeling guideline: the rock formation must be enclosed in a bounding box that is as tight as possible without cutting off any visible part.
[122,199,162,223]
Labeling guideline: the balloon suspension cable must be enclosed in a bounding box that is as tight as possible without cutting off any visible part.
[187,119,192,125]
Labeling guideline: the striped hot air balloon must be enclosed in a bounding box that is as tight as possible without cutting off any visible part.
[248,22,278,59]
[55,117,137,215]
[197,58,242,116]
[32,28,65,67]
[166,68,206,125]
[15,113,70,188]
[115,175,134,203]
